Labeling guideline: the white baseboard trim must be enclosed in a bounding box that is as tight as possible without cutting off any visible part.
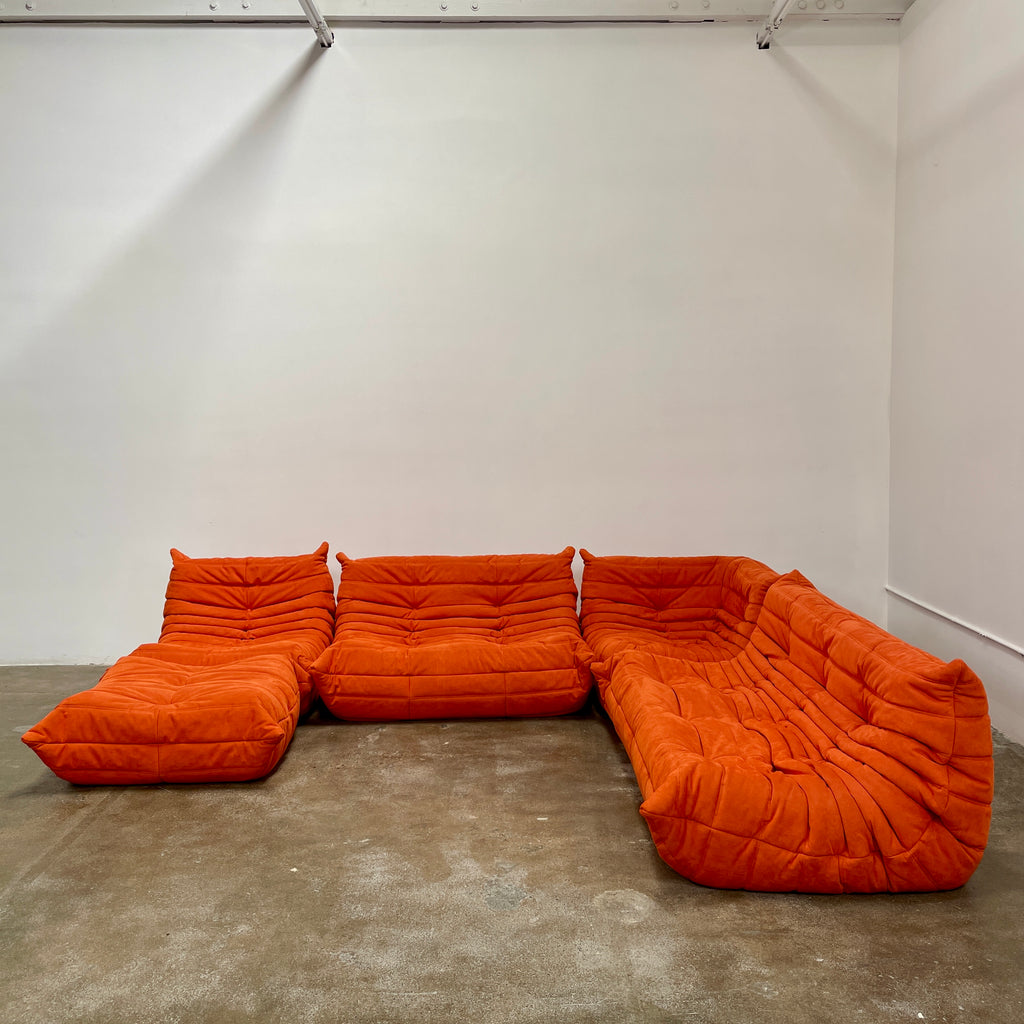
[885,585,1024,659]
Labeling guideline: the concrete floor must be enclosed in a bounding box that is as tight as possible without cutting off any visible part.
[2,666,1022,1024]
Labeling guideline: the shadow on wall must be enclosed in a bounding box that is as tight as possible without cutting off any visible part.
[0,42,326,656]
[897,55,1024,170]
[770,43,895,195]
[0,42,326,545]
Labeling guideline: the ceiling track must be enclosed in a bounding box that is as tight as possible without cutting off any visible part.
[0,0,915,50]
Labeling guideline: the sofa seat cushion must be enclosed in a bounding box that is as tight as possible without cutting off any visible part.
[581,552,780,665]
[313,630,591,720]
[311,548,593,720]
[132,636,324,716]
[22,651,300,785]
[596,571,994,893]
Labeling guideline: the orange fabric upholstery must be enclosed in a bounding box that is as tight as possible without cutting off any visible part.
[22,651,299,785]
[580,551,780,663]
[159,541,335,712]
[593,568,994,893]
[22,544,335,784]
[310,548,593,720]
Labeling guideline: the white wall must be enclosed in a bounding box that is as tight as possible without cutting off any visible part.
[889,0,1024,743]
[0,22,898,663]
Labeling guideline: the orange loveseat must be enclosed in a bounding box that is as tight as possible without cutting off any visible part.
[310,548,594,720]
[581,552,994,893]
[22,544,335,785]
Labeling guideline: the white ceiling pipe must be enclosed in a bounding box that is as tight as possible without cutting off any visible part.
[756,0,798,48]
[298,0,333,47]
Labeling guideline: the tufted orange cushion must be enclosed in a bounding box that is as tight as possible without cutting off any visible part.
[21,651,299,785]
[596,569,994,892]
[580,551,780,663]
[310,547,593,720]
[158,541,335,713]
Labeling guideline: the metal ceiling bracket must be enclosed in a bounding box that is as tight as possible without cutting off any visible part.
[298,0,333,47]
[756,0,798,49]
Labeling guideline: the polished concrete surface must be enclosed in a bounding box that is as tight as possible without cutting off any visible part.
[2,665,1022,1024]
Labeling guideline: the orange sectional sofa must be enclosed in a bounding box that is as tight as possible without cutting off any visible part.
[23,542,995,896]
[309,548,594,720]
[581,551,995,893]
[22,544,335,784]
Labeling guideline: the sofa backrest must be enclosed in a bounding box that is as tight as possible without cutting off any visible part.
[159,542,336,645]
[334,547,580,638]
[579,551,780,657]
[747,571,993,827]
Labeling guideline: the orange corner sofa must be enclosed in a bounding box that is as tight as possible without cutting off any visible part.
[22,544,335,785]
[581,551,994,893]
[309,547,594,720]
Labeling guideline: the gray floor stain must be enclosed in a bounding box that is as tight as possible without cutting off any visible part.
[593,888,656,924]
[484,877,530,911]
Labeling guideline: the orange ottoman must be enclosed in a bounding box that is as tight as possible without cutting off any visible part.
[22,650,299,785]
[310,548,594,720]
[593,567,994,893]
